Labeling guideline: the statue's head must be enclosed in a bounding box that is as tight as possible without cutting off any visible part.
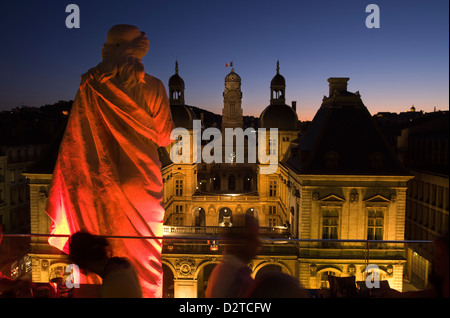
[91,24,149,87]
[102,24,149,60]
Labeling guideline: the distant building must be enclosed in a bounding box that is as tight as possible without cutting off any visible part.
[398,111,449,289]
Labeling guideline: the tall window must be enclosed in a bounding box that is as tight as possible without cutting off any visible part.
[213,176,221,191]
[269,138,277,155]
[175,179,183,196]
[269,180,277,197]
[268,205,277,227]
[175,205,183,213]
[268,217,277,227]
[229,103,235,116]
[367,208,384,240]
[269,205,277,215]
[195,208,206,226]
[174,205,184,226]
[322,208,339,239]
[228,175,236,191]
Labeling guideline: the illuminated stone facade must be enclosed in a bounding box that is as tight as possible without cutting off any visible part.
[23,64,413,297]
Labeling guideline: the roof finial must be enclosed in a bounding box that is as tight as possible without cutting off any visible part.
[175,60,179,74]
[276,60,280,74]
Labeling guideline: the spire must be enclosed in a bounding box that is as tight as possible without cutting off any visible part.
[270,60,286,105]
[169,60,185,105]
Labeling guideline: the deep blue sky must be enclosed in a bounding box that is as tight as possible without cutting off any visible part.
[0,0,448,120]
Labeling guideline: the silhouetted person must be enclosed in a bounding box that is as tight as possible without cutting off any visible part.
[246,272,310,298]
[205,214,261,298]
[69,231,142,298]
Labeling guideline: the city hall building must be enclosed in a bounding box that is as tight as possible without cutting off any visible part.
[24,62,413,297]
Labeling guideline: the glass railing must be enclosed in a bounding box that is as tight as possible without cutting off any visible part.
[0,231,438,298]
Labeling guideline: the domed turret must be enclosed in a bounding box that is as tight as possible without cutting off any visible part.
[270,61,286,105]
[170,104,197,130]
[169,61,185,105]
[225,69,241,83]
[260,104,298,130]
[260,61,298,130]
[271,61,286,87]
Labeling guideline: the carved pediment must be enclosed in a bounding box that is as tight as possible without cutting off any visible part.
[320,194,346,202]
[364,194,391,203]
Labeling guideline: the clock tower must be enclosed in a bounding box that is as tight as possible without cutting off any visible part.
[222,68,243,132]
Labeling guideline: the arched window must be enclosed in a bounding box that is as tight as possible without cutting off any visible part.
[195,208,206,226]
[218,207,232,226]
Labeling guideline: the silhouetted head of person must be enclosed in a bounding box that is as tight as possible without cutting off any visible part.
[69,231,111,276]
[247,272,310,298]
[222,214,261,264]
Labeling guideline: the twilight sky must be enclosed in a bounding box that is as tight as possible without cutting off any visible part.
[0,0,448,121]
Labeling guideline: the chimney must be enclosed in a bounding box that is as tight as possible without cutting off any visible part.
[291,101,297,111]
[328,77,350,96]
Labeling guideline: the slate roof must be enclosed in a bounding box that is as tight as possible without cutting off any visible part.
[285,80,411,176]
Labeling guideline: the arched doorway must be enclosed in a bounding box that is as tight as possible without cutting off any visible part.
[218,207,232,226]
[194,207,206,226]
[317,268,341,289]
[197,263,217,298]
[245,207,257,218]
[255,264,283,280]
[162,263,174,298]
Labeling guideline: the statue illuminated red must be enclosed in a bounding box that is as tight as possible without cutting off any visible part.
[45,24,174,297]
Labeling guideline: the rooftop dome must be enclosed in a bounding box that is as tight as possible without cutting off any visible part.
[170,104,197,129]
[259,104,298,130]
[270,61,285,87]
[271,73,285,87]
[225,69,241,82]
[169,73,184,87]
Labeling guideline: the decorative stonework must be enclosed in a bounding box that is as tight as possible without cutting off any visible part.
[350,189,359,203]
[310,263,318,276]
[175,257,196,277]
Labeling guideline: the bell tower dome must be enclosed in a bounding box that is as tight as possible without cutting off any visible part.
[270,60,286,105]
[168,61,185,105]
[222,68,243,131]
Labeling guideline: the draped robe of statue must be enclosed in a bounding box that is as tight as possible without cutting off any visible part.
[45,65,174,298]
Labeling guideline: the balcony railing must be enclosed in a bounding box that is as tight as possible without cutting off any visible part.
[0,232,436,298]
[162,225,290,238]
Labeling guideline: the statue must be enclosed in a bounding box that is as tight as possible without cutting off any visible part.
[45,24,174,298]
